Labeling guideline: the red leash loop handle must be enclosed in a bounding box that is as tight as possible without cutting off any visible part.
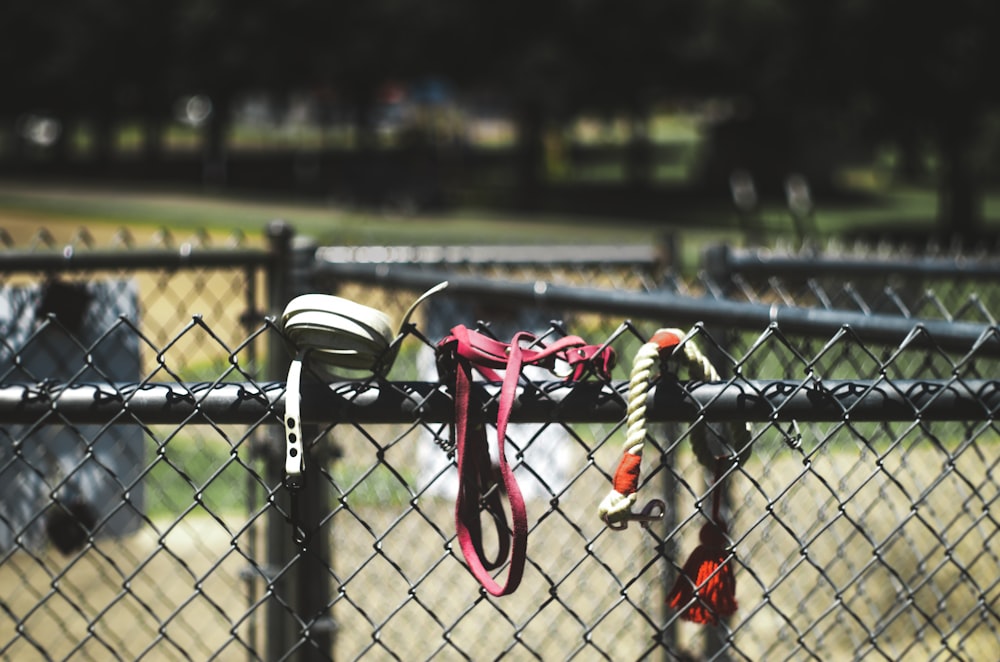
[438,325,614,596]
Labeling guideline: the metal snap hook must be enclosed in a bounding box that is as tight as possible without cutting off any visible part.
[603,498,666,530]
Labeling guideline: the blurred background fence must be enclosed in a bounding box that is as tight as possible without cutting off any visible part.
[1,222,998,661]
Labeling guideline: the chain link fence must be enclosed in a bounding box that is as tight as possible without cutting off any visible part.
[1,223,998,661]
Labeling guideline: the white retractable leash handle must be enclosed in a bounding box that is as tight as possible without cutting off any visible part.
[284,356,305,487]
[280,282,447,492]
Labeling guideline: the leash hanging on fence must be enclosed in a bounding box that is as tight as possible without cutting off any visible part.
[436,325,615,596]
[598,327,751,625]
[279,282,448,543]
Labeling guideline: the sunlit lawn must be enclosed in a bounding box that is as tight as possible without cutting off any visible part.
[0,178,998,274]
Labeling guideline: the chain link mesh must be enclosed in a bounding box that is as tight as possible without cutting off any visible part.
[0,228,997,661]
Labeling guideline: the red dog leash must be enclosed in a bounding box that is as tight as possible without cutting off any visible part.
[437,325,615,596]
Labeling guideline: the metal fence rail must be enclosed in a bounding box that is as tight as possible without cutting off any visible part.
[2,377,999,426]
[703,243,1000,326]
[1,226,998,661]
[310,258,1000,357]
[706,243,1000,281]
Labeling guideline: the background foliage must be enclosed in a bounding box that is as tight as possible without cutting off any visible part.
[3,1,1000,233]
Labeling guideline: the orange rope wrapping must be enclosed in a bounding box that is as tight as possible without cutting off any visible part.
[611,450,643,496]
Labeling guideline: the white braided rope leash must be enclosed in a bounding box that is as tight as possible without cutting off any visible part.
[599,328,685,527]
[599,328,742,529]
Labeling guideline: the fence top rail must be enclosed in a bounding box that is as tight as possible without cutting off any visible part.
[1,378,997,426]
[707,244,1000,281]
[314,244,662,267]
[0,239,659,274]
[311,258,1000,356]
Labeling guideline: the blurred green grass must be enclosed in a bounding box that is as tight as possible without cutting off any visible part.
[143,432,416,519]
[5,179,998,271]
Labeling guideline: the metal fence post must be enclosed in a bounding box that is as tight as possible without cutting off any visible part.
[700,244,736,661]
[265,220,333,661]
[244,254,262,660]
[265,219,295,661]
[651,234,682,660]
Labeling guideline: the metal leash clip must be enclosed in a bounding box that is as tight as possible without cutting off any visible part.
[602,498,666,530]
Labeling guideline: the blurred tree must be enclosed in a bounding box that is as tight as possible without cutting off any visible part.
[3,0,997,234]
[448,0,687,204]
[118,1,177,165]
[473,1,579,207]
[300,0,457,202]
[0,0,179,168]
[686,0,1000,235]
[174,0,272,184]
[840,0,1000,236]
[679,1,859,195]
[565,0,692,188]
[0,2,60,160]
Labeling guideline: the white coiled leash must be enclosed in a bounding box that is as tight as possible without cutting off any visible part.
[279,282,448,540]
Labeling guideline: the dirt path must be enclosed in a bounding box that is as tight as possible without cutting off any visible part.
[0,208,257,249]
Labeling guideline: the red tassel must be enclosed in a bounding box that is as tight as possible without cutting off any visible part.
[667,519,738,624]
[669,458,739,625]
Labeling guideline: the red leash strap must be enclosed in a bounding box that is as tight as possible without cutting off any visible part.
[438,325,614,596]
